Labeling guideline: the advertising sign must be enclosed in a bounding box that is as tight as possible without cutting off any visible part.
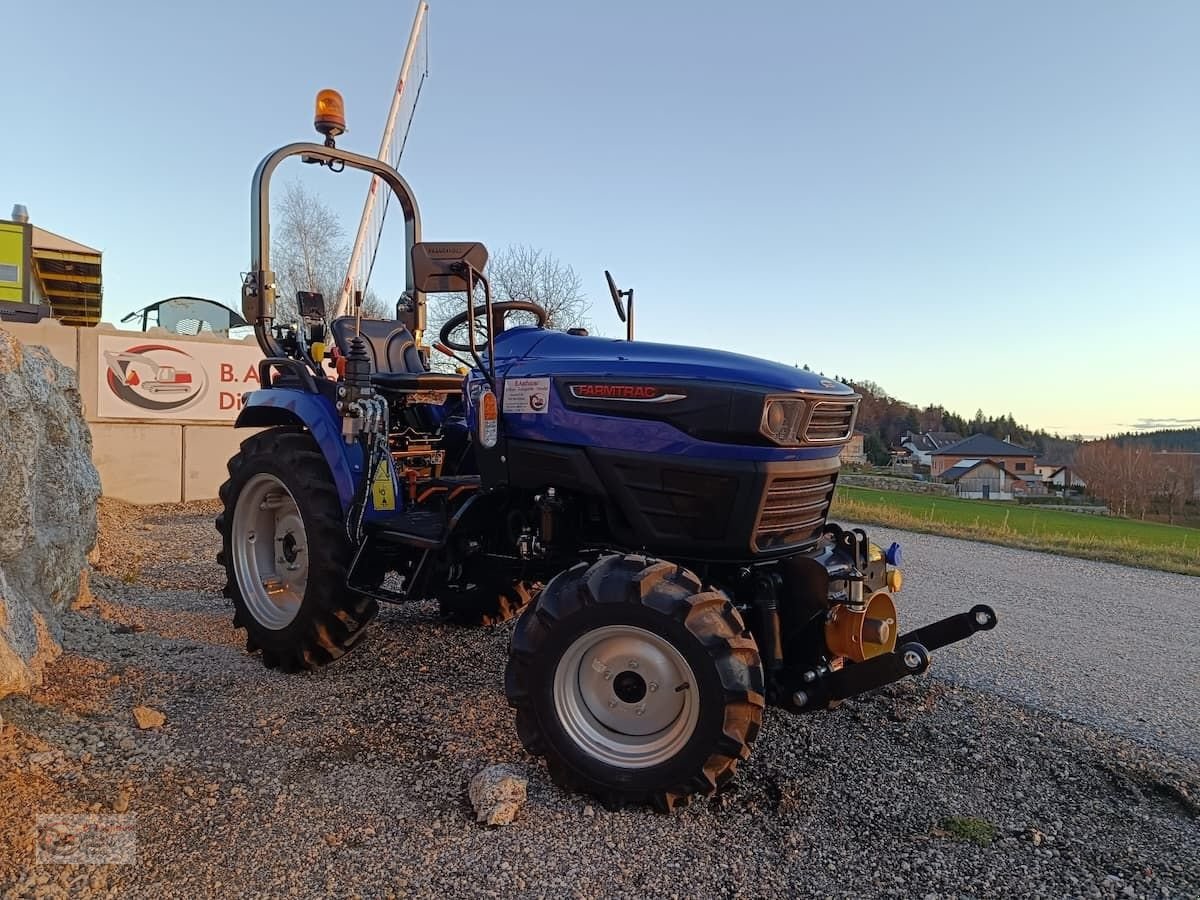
[97,334,266,421]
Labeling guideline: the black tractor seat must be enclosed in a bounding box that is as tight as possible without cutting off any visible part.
[330,316,463,394]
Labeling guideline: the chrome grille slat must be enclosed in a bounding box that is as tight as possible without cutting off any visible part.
[803,401,856,443]
[766,483,830,498]
[757,516,827,535]
[754,472,837,551]
[759,498,829,517]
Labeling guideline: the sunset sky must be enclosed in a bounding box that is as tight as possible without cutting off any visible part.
[5,0,1196,437]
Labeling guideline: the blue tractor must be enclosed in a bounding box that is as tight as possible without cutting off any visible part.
[219,92,997,811]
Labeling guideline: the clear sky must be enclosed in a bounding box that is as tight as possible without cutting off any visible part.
[6,0,1197,438]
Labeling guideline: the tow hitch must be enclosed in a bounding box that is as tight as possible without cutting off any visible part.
[790,604,998,711]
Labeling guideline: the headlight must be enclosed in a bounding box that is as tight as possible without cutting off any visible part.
[760,397,805,445]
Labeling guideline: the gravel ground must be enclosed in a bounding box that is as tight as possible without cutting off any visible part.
[1,501,1197,899]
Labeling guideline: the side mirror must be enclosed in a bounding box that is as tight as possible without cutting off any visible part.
[411,242,489,293]
[605,270,626,323]
[605,270,634,341]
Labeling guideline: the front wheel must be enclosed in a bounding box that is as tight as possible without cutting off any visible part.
[504,555,764,811]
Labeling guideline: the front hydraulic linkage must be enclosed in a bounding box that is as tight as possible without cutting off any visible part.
[790,603,998,711]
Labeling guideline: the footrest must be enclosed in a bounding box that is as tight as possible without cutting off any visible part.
[365,509,448,548]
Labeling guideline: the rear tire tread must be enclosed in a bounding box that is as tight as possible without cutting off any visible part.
[437,578,539,627]
[216,428,378,672]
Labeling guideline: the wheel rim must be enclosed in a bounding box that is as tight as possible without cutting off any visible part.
[552,625,699,769]
[231,473,309,630]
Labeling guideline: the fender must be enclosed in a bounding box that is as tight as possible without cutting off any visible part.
[235,389,362,510]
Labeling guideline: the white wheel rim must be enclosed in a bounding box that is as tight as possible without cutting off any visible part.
[231,473,308,630]
[552,625,699,769]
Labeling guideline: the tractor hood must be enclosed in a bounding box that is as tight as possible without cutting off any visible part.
[496,328,855,395]
[487,328,860,455]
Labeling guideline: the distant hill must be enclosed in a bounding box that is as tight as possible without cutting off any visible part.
[826,374,1198,465]
[1112,427,1200,452]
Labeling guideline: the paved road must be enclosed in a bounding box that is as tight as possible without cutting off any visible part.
[852,524,1200,759]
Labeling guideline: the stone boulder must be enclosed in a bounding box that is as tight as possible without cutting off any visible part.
[0,327,100,698]
[468,764,528,826]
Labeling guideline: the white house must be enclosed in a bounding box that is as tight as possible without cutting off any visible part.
[1034,462,1058,482]
[897,431,963,466]
[1049,466,1086,489]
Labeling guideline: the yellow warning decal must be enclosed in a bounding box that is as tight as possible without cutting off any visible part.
[371,459,396,511]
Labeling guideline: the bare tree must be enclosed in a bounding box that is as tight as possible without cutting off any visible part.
[1075,440,1159,519]
[1149,454,1189,525]
[272,180,389,322]
[487,245,590,329]
[428,244,591,345]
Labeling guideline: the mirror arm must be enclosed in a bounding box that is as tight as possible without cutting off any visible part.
[461,264,496,390]
[625,289,634,342]
[483,276,496,386]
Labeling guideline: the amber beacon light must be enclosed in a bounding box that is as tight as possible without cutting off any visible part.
[314,89,347,138]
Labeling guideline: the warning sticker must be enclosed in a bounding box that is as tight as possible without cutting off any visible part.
[371,459,396,511]
[502,378,551,414]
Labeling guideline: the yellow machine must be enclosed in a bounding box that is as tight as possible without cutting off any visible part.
[0,205,102,326]
[0,217,31,306]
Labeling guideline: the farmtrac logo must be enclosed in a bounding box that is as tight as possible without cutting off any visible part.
[103,344,208,412]
[569,384,686,403]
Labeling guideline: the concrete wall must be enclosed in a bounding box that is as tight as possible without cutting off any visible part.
[1,318,261,504]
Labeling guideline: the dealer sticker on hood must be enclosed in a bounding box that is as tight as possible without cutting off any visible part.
[502,378,551,414]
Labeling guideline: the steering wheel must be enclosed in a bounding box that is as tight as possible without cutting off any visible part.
[438,300,549,352]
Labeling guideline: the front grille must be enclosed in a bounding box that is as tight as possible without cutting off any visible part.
[610,462,740,541]
[804,401,857,443]
[754,472,837,551]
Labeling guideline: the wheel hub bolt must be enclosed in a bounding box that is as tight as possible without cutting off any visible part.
[603,672,612,681]
[648,682,658,692]
[628,660,639,669]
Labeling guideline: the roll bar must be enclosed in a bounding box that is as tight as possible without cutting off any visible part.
[242,142,423,360]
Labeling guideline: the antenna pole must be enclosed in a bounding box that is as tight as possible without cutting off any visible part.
[336,0,430,319]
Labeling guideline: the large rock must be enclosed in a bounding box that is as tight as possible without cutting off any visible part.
[468,765,528,826]
[0,327,100,698]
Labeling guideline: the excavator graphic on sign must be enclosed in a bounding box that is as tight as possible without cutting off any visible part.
[103,345,208,413]
[104,350,194,394]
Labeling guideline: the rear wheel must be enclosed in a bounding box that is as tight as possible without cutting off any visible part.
[216,429,378,672]
[437,576,538,626]
[505,554,764,811]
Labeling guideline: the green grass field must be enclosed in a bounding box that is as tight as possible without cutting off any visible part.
[831,486,1200,576]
